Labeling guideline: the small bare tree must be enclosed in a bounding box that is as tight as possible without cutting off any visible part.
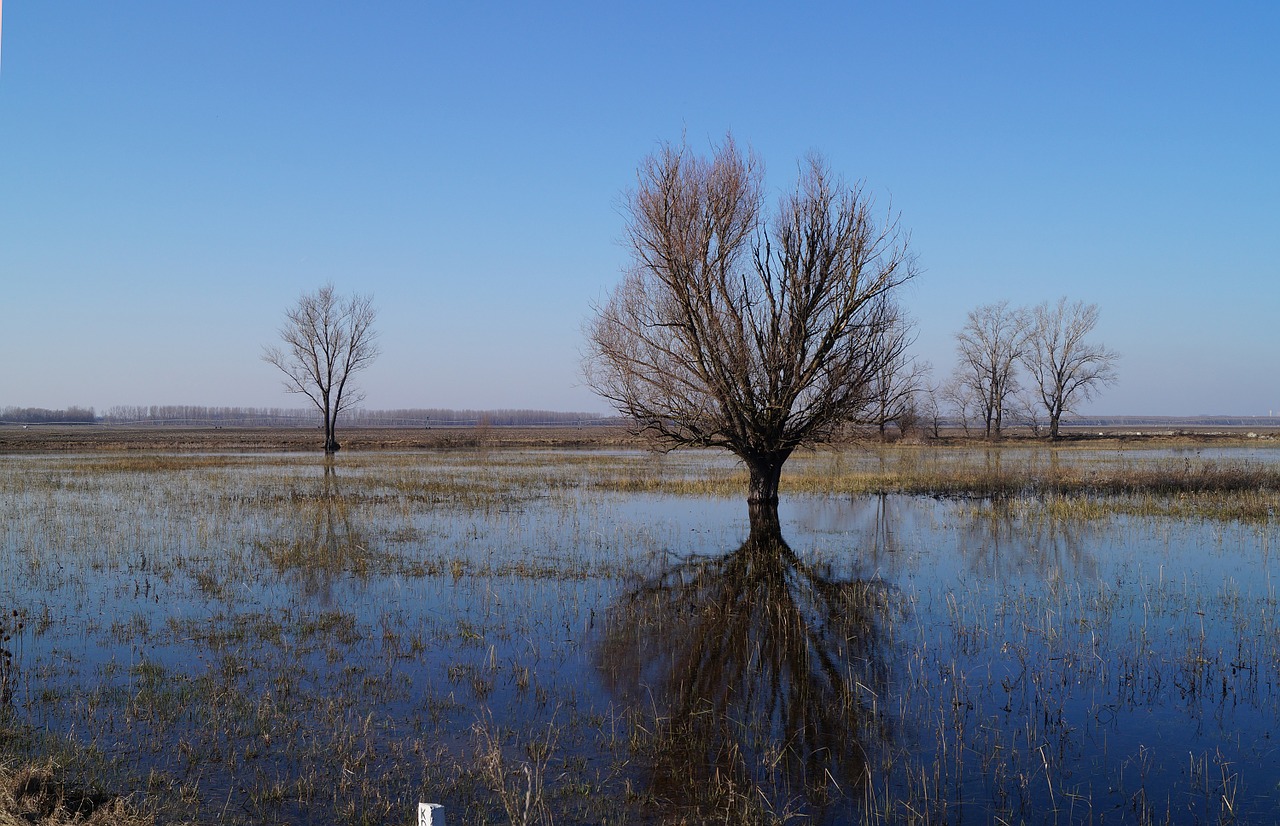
[1010,386,1045,437]
[940,377,979,436]
[919,381,945,439]
[1021,297,1119,439]
[953,301,1029,439]
[264,284,379,454]
[586,137,916,503]
[865,310,930,441]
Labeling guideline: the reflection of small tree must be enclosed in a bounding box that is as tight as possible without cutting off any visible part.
[956,499,1096,579]
[259,464,372,599]
[598,505,898,822]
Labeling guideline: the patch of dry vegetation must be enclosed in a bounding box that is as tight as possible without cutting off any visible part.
[0,426,644,454]
[0,763,150,826]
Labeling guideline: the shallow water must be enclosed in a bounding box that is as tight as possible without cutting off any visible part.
[1,449,1278,824]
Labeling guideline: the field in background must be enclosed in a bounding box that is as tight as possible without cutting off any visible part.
[1,423,1277,455]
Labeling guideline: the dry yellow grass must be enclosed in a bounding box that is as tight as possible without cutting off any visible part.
[0,763,150,826]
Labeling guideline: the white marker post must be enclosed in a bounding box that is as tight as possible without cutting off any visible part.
[418,802,446,826]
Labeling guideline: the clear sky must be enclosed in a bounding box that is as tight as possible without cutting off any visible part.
[1,2,1276,416]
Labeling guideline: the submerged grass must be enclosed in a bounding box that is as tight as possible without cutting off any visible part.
[1,444,1279,823]
[788,448,1280,494]
[565,445,1280,523]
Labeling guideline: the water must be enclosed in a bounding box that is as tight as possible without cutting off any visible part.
[1,449,1278,824]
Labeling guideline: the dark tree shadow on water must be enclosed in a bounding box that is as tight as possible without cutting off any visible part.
[597,503,901,823]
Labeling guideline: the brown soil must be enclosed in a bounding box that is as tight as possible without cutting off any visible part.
[0,425,646,454]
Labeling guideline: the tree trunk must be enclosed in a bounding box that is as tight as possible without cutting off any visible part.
[323,409,340,454]
[746,498,783,540]
[1049,412,1061,440]
[745,453,787,504]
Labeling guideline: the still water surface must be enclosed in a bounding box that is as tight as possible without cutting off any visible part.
[0,449,1277,824]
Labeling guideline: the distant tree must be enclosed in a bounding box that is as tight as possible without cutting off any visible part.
[952,301,1029,439]
[1009,387,1045,437]
[263,284,379,454]
[919,382,945,439]
[1,406,95,424]
[865,309,930,440]
[585,137,917,504]
[939,377,979,436]
[1021,298,1119,439]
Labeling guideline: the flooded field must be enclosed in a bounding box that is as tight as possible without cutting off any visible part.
[2,447,1279,824]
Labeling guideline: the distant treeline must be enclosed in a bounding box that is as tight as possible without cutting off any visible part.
[96,406,613,427]
[102,405,315,426]
[346,408,614,427]
[1055,415,1280,428]
[7,405,1274,430]
[0,406,97,424]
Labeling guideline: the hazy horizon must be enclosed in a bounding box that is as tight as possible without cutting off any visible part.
[4,403,1280,424]
[2,4,1277,417]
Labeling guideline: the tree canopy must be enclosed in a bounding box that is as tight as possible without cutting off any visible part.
[586,137,916,502]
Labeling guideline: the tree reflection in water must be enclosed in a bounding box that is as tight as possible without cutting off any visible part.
[598,503,900,823]
[258,461,371,601]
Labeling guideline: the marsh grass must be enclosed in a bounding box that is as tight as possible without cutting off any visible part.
[0,761,152,826]
[785,448,1280,495]
[531,445,1280,524]
[1,445,1279,823]
[0,612,20,707]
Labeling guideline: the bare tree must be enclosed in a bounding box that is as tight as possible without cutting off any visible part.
[865,323,926,440]
[585,138,916,504]
[919,381,945,439]
[1010,386,1045,437]
[865,309,930,440]
[939,376,978,436]
[952,301,1029,439]
[1021,297,1119,439]
[264,284,379,454]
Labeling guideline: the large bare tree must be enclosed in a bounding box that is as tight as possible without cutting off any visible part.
[264,284,379,454]
[1021,297,1119,439]
[952,301,1029,439]
[586,138,916,503]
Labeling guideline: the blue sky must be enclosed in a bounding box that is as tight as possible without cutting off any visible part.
[1,2,1276,416]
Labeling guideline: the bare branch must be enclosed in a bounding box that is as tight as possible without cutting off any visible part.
[951,301,1030,439]
[1020,297,1120,438]
[262,284,379,454]
[585,137,917,502]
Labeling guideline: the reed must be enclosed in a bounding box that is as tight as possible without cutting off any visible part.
[0,445,1277,823]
